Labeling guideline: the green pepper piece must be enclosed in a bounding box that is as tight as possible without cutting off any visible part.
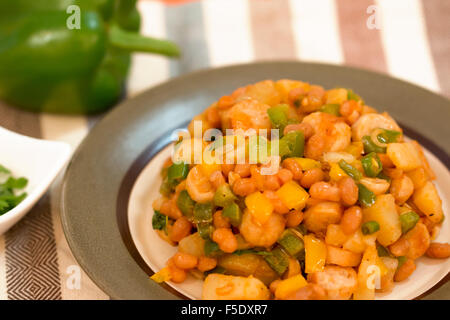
[177,190,195,218]
[194,202,214,224]
[397,256,407,269]
[357,183,376,207]
[362,136,386,154]
[263,248,289,276]
[377,244,391,257]
[399,211,420,234]
[213,184,236,207]
[167,162,189,187]
[338,159,362,181]
[267,104,289,133]
[197,223,214,240]
[361,221,380,235]
[319,104,340,116]
[277,229,305,258]
[279,131,304,159]
[204,239,221,257]
[295,224,308,236]
[347,89,364,104]
[0,0,180,114]
[152,211,167,231]
[377,129,402,144]
[222,203,242,227]
[361,152,383,177]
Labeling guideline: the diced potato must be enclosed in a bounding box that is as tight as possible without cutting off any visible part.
[325,88,348,104]
[353,246,378,300]
[242,80,281,106]
[218,254,278,286]
[326,245,362,267]
[293,157,321,171]
[410,141,436,180]
[412,181,444,224]
[304,202,343,234]
[202,274,270,300]
[304,235,327,273]
[343,230,366,254]
[276,180,309,211]
[363,194,402,247]
[178,232,205,257]
[386,143,422,171]
[325,224,348,247]
[403,223,430,259]
[245,192,274,225]
[405,167,428,190]
[275,274,308,299]
[378,257,398,293]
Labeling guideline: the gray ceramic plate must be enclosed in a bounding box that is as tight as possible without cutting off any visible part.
[61,61,450,300]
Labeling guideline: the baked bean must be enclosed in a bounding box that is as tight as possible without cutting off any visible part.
[389,238,410,257]
[167,258,187,283]
[340,206,363,235]
[269,280,281,294]
[304,134,326,160]
[309,182,340,202]
[222,164,235,177]
[394,258,416,282]
[277,168,294,184]
[197,256,217,272]
[390,175,414,205]
[338,177,358,206]
[210,170,226,189]
[212,228,238,253]
[233,178,257,196]
[250,165,265,191]
[282,158,303,180]
[426,243,450,259]
[302,86,325,113]
[173,252,198,270]
[169,217,192,242]
[264,174,281,191]
[286,210,304,227]
[160,199,182,220]
[234,164,251,178]
[264,190,290,214]
[288,86,306,107]
[301,168,325,189]
[213,210,231,229]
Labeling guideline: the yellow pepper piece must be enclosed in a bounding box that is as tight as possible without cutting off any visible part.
[150,267,172,283]
[304,235,327,273]
[345,142,364,159]
[329,163,346,181]
[275,274,308,300]
[200,162,221,177]
[245,192,274,225]
[276,180,309,211]
[293,157,321,171]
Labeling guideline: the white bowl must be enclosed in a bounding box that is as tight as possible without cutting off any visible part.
[0,127,71,235]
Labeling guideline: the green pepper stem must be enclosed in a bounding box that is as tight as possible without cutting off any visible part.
[109,24,180,57]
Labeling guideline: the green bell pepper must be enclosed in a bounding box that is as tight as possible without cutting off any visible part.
[213,184,236,207]
[222,202,242,227]
[167,162,189,187]
[193,202,214,224]
[319,104,340,116]
[176,190,195,219]
[278,131,304,159]
[361,221,380,235]
[267,104,289,134]
[0,0,180,114]
[399,211,420,234]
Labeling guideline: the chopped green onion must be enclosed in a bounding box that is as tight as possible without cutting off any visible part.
[222,202,242,227]
[177,190,195,218]
[357,183,376,207]
[361,221,380,235]
[263,248,289,276]
[362,136,386,154]
[167,162,189,187]
[377,129,402,144]
[319,104,340,116]
[277,229,305,258]
[338,159,362,181]
[361,152,383,177]
[213,184,236,207]
[400,211,420,234]
[193,202,214,224]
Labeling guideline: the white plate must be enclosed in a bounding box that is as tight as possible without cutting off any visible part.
[0,127,71,235]
[128,143,450,300]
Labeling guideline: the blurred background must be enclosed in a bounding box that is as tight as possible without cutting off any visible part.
[0,0,448,299]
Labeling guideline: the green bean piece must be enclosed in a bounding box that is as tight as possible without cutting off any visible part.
[222,202,242,227]
[319,104,340,116]
[377,244,390,257]
[357,183,376,207]
[198,222,214,240]
[177,190,195,218]
[361,221,380,235]
[362,136,386,154]
[338,159,362,181]
[377,129,402,144]
[361,152,383,177]
[213,184,237,207]
[263,248,290,276]
[347,89,364,104]
[167,162,189,186]
[277,229,305,258]
[400,211,420,234]
[267,104,289,133]
[193,202,214,224]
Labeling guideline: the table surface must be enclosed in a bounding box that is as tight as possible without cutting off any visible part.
[0,0,448,300]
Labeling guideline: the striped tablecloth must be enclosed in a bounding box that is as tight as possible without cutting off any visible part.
[0,0,448,300]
